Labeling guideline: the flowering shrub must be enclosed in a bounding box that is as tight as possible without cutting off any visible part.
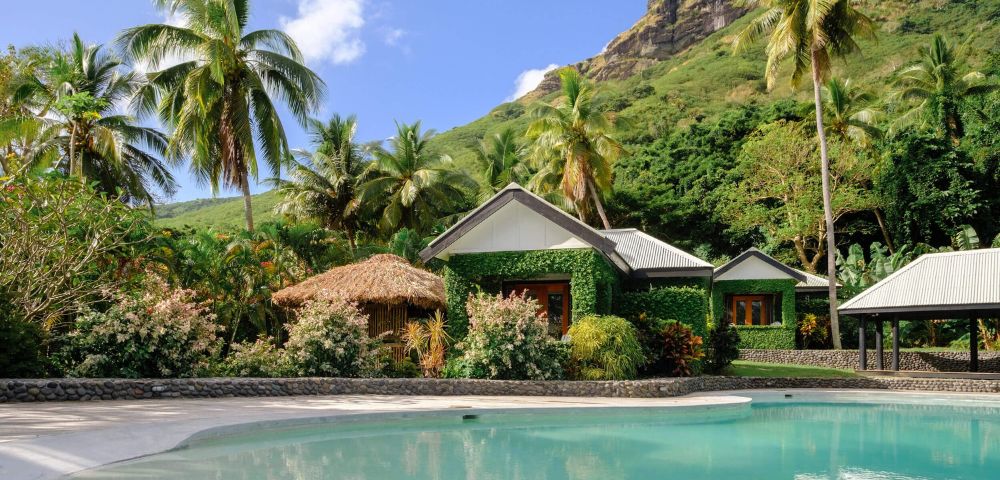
[62,279,221,378]
[218,338,293,377]
[567,315,645,380]
[283,297,385,377]
[454,292,565,380]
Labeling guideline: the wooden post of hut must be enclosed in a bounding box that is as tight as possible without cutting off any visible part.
[272,254,447,362]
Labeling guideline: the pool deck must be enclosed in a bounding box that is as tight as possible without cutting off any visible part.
[0,394,747,480]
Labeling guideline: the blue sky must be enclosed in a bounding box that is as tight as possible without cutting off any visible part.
[6,1,645,202]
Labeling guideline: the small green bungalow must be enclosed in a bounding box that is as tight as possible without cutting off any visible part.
[713,248,833,349]
[420,184,833,348]
[419,184,714,337]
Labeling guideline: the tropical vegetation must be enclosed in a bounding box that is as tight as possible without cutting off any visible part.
[2,0,1000,378]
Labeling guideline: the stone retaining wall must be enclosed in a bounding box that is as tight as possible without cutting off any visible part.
[3,375,1000,403]
[739,349,1000,372]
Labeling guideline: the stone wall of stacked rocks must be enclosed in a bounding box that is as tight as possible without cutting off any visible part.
[739,349,1000,372]
[3,375,1000,403]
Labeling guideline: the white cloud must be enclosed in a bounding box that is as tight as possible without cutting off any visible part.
[383,28,405,46]
[281,0,366,65]
[506,64,559,101]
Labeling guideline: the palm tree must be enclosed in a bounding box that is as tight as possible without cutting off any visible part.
[891,34,999,145]
[357,121,474,235]
[473,127,529,202]
[734,0,876,349]
[526,68,622,229]
[820,77,895,252]
[47,34,175,204]
[822,77,881,146]
[271,114,369,249]
[119,0,324,230]
[0,75,60,176]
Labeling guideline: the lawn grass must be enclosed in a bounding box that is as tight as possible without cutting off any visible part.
[722,360,858,378]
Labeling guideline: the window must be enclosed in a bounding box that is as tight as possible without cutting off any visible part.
[729,294,779,326]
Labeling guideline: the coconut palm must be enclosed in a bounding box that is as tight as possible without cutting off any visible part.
[822,77,881,146]
[0,49,61,175]
[526,68,623,229]
[473,127,529,202]
[271,114,369,249]
[119,0,324,230]
[46,34,175,205]
[357,121,475,235]
[734,0,876,349]
[891,34,999,144]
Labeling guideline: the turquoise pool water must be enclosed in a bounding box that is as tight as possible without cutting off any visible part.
[73,397,1000,479]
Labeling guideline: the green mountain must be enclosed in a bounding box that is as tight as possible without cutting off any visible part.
[431,0,1000,168]
[156,0,1000,230]
[155,190,282,230]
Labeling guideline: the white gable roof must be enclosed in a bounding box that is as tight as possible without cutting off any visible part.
[420,184,713,277]
[714,248,833,291]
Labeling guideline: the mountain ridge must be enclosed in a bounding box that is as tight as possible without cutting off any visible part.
[158,0,1000,229]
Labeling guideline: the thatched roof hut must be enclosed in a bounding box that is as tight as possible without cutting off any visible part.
[272,253,445,310]
[273,254,445,361]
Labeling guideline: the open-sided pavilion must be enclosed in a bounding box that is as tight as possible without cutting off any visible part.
[838,248,1000,372]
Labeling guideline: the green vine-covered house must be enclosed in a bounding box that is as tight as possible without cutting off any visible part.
[420,184,714,337]
[713,248,834,348]
[420,184,833,347]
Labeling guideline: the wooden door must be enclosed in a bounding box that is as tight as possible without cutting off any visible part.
[731,295,769,326]
[508,282,571,336]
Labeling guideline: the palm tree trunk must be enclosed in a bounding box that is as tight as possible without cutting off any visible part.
[69,123,78,178]
[812,50,842,350]
[873,208,895,254]
[240,170,255,232]
[587,178,612,230]
[0,148,10,175]
[346,227,357,253]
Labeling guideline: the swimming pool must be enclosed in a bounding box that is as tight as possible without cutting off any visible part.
[71,393,1000,479]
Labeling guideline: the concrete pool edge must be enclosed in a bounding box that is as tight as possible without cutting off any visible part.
[0,395,748,480]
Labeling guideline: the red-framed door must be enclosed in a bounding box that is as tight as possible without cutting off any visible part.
[508,282,571,336]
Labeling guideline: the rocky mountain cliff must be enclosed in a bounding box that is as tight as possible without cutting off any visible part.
[527,0,747,98]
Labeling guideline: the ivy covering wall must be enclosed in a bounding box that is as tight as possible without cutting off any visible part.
[711,279,798,349]
[442,249,617,337]
[617,286,709,337]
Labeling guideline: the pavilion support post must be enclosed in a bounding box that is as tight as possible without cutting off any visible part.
[858,315,867,371]
[970,316,979,373]
[891,316,900,371]
[874,318,884,371]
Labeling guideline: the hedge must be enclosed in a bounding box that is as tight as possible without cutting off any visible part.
[711,279,797,349]
[617,286,709,338]
[442,249,617,337]
[734,325,797,349]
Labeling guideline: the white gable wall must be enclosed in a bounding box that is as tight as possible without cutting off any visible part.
[715,256,795,281]
[445,201,591,255]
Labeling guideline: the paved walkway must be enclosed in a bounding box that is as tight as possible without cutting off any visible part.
[0,394,746,480]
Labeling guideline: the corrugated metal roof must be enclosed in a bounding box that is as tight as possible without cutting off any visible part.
[796,271,831,290]
[601,229,714,273]
[839,248,1000,315]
